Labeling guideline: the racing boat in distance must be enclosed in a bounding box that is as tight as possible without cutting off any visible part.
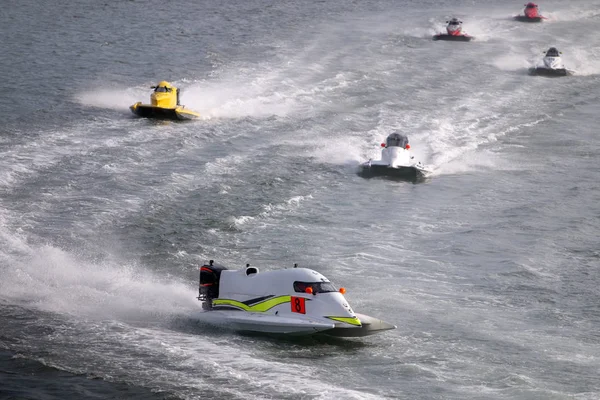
[529,47,571,77]
[359,132,430,182]
[130,81,201,120]
[514,2,547,22]
[433,18,474,42]
[193,260,396,337]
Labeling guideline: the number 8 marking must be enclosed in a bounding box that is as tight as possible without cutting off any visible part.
[290,296,306,314]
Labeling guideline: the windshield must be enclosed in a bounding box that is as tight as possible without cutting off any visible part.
[386,133,409,148]
[546,48,559,57]
[294,281,337,293]
[526,4,537,8]
[448,21,460,25]
[155,87,171,93]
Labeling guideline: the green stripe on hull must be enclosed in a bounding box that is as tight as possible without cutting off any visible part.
[213,296,292,312]
[327,316,362,326]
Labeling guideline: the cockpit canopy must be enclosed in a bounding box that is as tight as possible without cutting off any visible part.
[153,81,174,93]
[545,47,560,57]
[386,132,409,148]
[294,281,337,294]
[447,18,462,26]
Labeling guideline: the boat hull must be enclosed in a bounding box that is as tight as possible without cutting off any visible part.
[324,313,397,337]
[514,15,544,22]
[359,163,428,182]
[529,67,569,77]
[433,34,473,42]
[193,310,334,335]
[130,102,201,120]
[191,310,396,337]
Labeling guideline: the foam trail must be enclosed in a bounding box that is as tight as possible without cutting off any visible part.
[75,87,143,110]
[568,47,600,76]
[0,225,197,321]
[297,136,368,165]
[182,77,298,119]
[492,51,532,71]
[75,69,307,120]
[544,8,600,22]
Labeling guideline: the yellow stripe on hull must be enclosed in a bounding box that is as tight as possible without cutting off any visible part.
[174,107,201,119]
[326,316,362,326]
[212,296,292,312]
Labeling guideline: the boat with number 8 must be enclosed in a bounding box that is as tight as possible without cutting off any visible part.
[192,260,396,337]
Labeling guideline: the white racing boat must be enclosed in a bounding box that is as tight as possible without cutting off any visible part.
[192,260,396,337]
[529,47,572,77]
[359,132,430,181]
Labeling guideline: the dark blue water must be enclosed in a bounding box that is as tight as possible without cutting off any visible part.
[1,0,600,399]
[0,349,176,400]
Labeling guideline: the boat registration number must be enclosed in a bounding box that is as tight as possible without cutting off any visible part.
[290,296,306,314]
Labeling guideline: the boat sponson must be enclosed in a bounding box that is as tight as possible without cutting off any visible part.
[359,164,426,181]
[529,67,568,77]
[433,34,473,42]
[130,103,200,120]
[197,310,336,335]
[514,15,544,22]
[324,313,397,337]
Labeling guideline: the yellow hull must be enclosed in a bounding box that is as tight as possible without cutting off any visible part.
[130,102,201,121]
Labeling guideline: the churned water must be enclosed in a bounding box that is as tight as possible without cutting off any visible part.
[1,0,599,399]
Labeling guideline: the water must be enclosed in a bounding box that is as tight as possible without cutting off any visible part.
[1,0,599,399]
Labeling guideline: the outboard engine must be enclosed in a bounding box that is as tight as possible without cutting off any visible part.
[524,2,539,18]
[446,18,463,36]
[198,260,228,310]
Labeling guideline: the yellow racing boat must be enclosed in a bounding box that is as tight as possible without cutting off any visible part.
[130,81,201,120]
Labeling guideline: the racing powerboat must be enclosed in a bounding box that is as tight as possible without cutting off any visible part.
[359,133,430,181]
[529,47,570,76]
[514,2,546,22]
[433,18,474,42]
[193,260,396,337]
[130,81,201,120]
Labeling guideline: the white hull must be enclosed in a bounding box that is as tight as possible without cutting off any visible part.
[360,146,430,181]
[193,310,334,334]
[191,309,396,337]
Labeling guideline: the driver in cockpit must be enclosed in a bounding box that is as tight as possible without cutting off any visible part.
[545,47,560,57]
[153,82,180,105]
[446,18,463,35]
[386,132,409,149]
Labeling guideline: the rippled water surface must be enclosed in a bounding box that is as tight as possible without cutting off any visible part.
[1,0,600,399]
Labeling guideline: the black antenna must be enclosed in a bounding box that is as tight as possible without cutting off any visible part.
[294,263,298,268]
[209,260,214,266]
